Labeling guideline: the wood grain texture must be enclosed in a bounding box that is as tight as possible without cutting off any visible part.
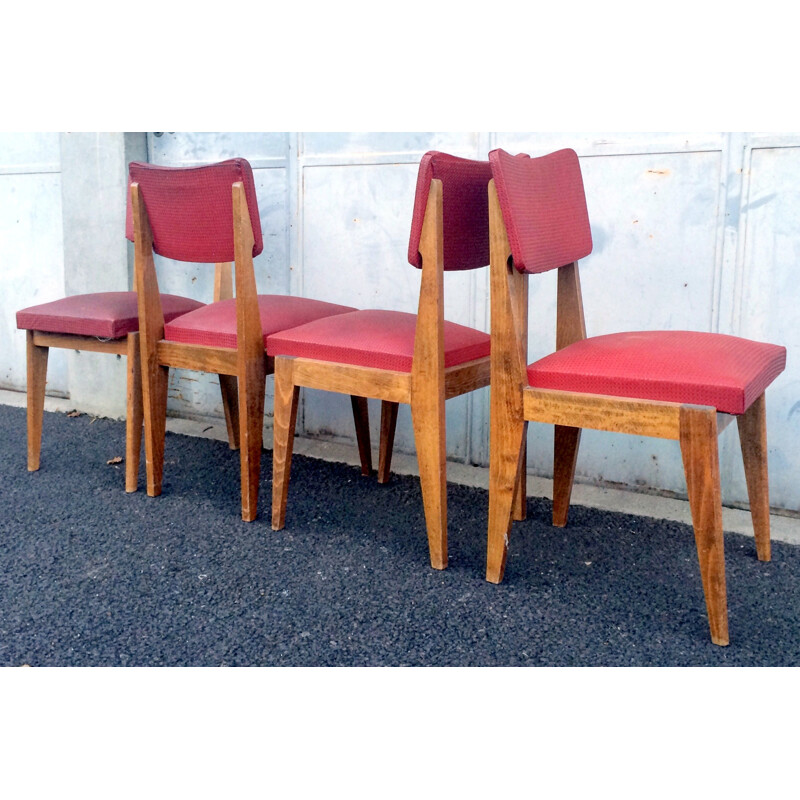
[25,330,48,472]
[271,357,299,531]
[291,359,411,404]
[737,393,771,562]
[523,388,683,440]
[552,425,581,527]
[486,182,528,582]
[125,332,143,493]
[679,405,729,646]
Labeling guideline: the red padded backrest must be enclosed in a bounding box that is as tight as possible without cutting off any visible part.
[489,148,593,274]
[125,158,263,263]
[408,151,492,271]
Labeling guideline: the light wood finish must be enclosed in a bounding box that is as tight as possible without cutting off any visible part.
[737,393,771,562]
[213,261,240,450]
[679,405,728,646]
[271,178,492,569]
[25,330,49,472]
[486,178,774,646]
[124,332,143,492]
[270,357,299,531]
[523,388,683,439]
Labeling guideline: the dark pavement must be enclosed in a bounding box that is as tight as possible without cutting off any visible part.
[1,403,799,666]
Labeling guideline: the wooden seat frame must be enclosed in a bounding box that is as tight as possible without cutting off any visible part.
[486,179,772,646]
[271,178,516,569]
[132,179,372,522]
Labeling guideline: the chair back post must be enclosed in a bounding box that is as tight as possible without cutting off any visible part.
[213,262,234,302]
[411,178,446,388]
[130,182,165,347]
[488,179,528,393]
[232,181,262,366]
[556,262,586,350]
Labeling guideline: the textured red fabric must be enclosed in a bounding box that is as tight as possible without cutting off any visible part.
[164,295,357,349]
[527,331,787,415]
[16,292,204,340]
[407,151,492,271]
[125,158,263,262]
[267,309,490,372]
[489,148,593,274]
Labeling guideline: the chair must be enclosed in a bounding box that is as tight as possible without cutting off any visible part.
[270,151,512,569]
[16,258,206,494]
[128,158,368,522]
[486,147,787,646]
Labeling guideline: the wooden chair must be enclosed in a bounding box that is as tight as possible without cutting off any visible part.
[16,259,207,494]
[128,158,368,522]
[486,147,786,646]
[269,151,516,569]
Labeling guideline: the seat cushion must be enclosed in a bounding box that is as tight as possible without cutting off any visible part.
[266,309,491,373]
[163,295,357,349]
[16,291,204,339]
[527,330,787,415]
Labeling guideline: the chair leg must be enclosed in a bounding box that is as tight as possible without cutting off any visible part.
[553,425,582,527]
[377,400,399,484]
[486,417,527,584]
[124,333,143,493]
[411,394,447,570]
[350,395,373,477]
[512,437,527,521]
[679,406,729,646]
[271,358,300,531]
[238,359,267,522]
[26,330,48,472]
[141,357,169,498]
[219,374,240,451]
[737,393,771,562]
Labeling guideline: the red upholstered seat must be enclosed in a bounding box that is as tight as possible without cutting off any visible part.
[267,308,490,373]
[164,295,357,349]
[527,330,787,415]
[17,291,204,340]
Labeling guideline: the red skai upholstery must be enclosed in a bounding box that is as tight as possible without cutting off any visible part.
[17,291,204,340]
[269,152,493,372]
[266,309,490,372]
[527,330,787,416]
[165,295,356,349]
[125,158,263,263]
[408,151,493,271]
[489,148,593,274]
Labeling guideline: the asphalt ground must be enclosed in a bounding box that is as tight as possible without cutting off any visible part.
[2,403,799,667]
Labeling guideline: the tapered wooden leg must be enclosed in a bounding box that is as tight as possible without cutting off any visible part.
[378,400,399,484]
[141,358,169,498]
[487,415,527,584]
[350,395,373,477]
[553,425,582,527]
[512,437,527,521]
[411,394,447,570]
[125,333,143,493]
[238,358,267,522]
[219,374,240,451]
[737,393,771,562]
[26,330,48,472]
[271,358,300,531]
[680,405,729,646]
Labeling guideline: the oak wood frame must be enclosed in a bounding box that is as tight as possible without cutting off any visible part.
[271,178,498,569]
[486,179,772,646]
